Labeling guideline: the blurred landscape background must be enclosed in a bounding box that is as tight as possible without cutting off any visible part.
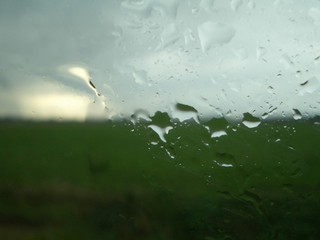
[1,117,319,239]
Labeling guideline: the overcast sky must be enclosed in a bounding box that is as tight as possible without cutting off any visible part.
[0,0,320,121]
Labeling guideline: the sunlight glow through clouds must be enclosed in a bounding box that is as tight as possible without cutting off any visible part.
[20,93,90,121]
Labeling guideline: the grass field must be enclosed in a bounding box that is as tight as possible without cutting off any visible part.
[0,117,320,239]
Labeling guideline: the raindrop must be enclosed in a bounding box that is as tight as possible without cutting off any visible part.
[300,80,308,86]
[89,80,101,96]
[267,86,274,94]
[216,162,233,168]
[288,146,295,151]
[262,112,269,119]
[298,76,320,95]
[213,157,234,168]
[211,130,227,138]
[150,141,159,145]
[292,109,302,120]
[242,113,261,128]
[262,106,278,119]
[68,66,101,97]
[198,21,236,52]
[131,109,151,124]
[174,103,199,123]
[149,111,172,128]
[175,103,197,113]
[269,106,278,114]
[295,70,302,78]
[148,111,173,142]
[148,125,173,142]
[165,146,176,159]
[205,118,229,135]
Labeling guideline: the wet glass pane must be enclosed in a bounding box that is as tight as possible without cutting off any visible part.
[1,0,320,239]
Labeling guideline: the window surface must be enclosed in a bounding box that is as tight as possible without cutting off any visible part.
[1,1,320,239]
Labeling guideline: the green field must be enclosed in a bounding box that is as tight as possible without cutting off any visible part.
[0,117,320,239]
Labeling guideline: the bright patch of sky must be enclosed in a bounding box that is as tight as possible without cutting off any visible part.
[0,0,320,121]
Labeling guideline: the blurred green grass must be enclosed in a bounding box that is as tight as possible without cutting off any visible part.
[0,120,320,239]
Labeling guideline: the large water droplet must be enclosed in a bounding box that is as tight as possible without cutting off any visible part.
[148,111,173,141]
[173,103,199,123]
[214,152,236,168]
[242,113,261,128]
[205,118,228,138]
[131,109,151,124]
[175,103,197,113]
[213,160,234,168]
[262,112,269,120]
[211,130,227,138]
[148,125,173,142]
[198,21,235,52]
[292,108,302,120]
[149,111,172,128]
